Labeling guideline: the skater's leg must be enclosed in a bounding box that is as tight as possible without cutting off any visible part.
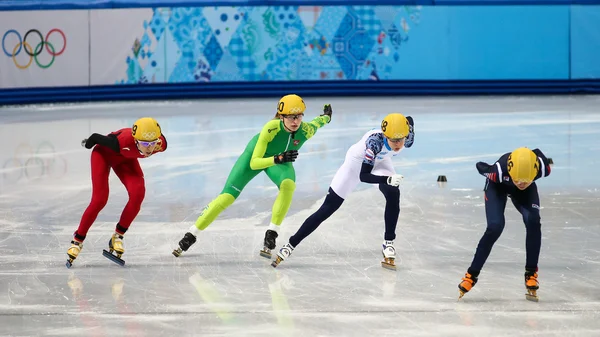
[112,160,145,236]
[511,183,541,297]
[372,158,400,268]
[468,181,508,275]
[74,149,111,241]
[511,183,542,270]
[289,187,344,247]
[257,163,296,256]
[174,151,260,256]
[67,149,110,267]
[265,163,296,229]
[378,183,400,241]
[287,160,358,248]
[271,162,357,266]
[193,151,261,232]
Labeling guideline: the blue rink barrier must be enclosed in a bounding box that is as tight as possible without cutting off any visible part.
[3,0,600,10]
[1,80,600,106]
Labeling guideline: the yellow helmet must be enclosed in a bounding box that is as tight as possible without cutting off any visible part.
[277,94,306,115]
[381,113,409,139]
[507,147,538,183]
[132,117,161,141]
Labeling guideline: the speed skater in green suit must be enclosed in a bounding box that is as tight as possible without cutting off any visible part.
[172,94,332,258]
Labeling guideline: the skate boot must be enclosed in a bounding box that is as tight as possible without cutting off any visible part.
[103,233,125,266]
[458,272,478,299]
[66,240,83,268]
[381,240,396,270]
[271,243,294,268]
[260,229,278,259]
[525,268,539,302]
[172,232,197,257]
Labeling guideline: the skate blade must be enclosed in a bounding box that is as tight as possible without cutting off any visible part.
[259,249,272,259]
[458,290,467,300]
[381,258,396,271]
[66,259,74,269]
[526,290,539,302]
[172,248,182,257]
[271,256,283,268]
[381,261,396,271]
[102,249,125,266]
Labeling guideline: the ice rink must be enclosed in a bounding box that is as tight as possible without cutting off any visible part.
[1,95,599,336]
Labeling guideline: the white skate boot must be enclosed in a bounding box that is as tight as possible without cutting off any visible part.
[271,243,294,268]
[381,240,396,271]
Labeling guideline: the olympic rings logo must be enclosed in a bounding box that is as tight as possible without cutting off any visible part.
[141,131,157,140]
[2,29,67,69]
[2,141,67,183]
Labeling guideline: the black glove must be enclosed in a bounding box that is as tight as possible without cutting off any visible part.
[81,138,95,149]
[321,104,332,122]
[274,150,298,164]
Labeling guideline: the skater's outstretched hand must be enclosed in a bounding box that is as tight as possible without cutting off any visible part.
[81,138,94,149]
[387,174,404,187]
[321,104,332,122]
[274,150,298,164]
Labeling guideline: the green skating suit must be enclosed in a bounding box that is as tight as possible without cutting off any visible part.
[194,115,330,231]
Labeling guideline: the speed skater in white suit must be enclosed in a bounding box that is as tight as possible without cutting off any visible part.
[271,113,414,270]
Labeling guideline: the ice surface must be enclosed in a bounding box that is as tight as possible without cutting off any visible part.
[1,96,600,336]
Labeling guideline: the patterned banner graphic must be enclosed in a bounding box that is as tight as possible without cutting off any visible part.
[103,6,423,84]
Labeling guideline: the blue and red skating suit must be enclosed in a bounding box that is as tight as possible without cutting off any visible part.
[476,148,551,190]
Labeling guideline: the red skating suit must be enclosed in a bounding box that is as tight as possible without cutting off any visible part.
[74,128,167,241]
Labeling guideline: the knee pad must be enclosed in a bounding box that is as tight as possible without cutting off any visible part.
[279,179,296,194]
[216,193,236,209]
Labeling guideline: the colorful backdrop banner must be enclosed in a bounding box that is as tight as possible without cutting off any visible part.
[89,5,572,86]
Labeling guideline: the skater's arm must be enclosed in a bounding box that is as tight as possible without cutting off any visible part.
[532,148,551,180]
[301,114,331,139]
[250,120,279,170]
[359,134,388,184]
[359,162,389,184]
[476,153,508,184]
[404,116,415,148]
[83,133,120,153]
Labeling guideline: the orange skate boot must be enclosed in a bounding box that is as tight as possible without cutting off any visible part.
[525,268,539,302]
[458,272,478,299]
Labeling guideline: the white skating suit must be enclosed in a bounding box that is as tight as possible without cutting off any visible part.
[330,129,412,199]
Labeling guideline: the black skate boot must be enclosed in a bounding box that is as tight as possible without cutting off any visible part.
[172,232,197,257]
[260,229,278,259]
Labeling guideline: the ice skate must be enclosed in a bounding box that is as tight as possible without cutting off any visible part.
[103,233,125,266]
[381,240,396,270]
[66,240,83,268]
[458,272,478,299]
[172,232,197,257]
[525,269,539,302]
[260,229,278,259]
[271,243,294,268]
